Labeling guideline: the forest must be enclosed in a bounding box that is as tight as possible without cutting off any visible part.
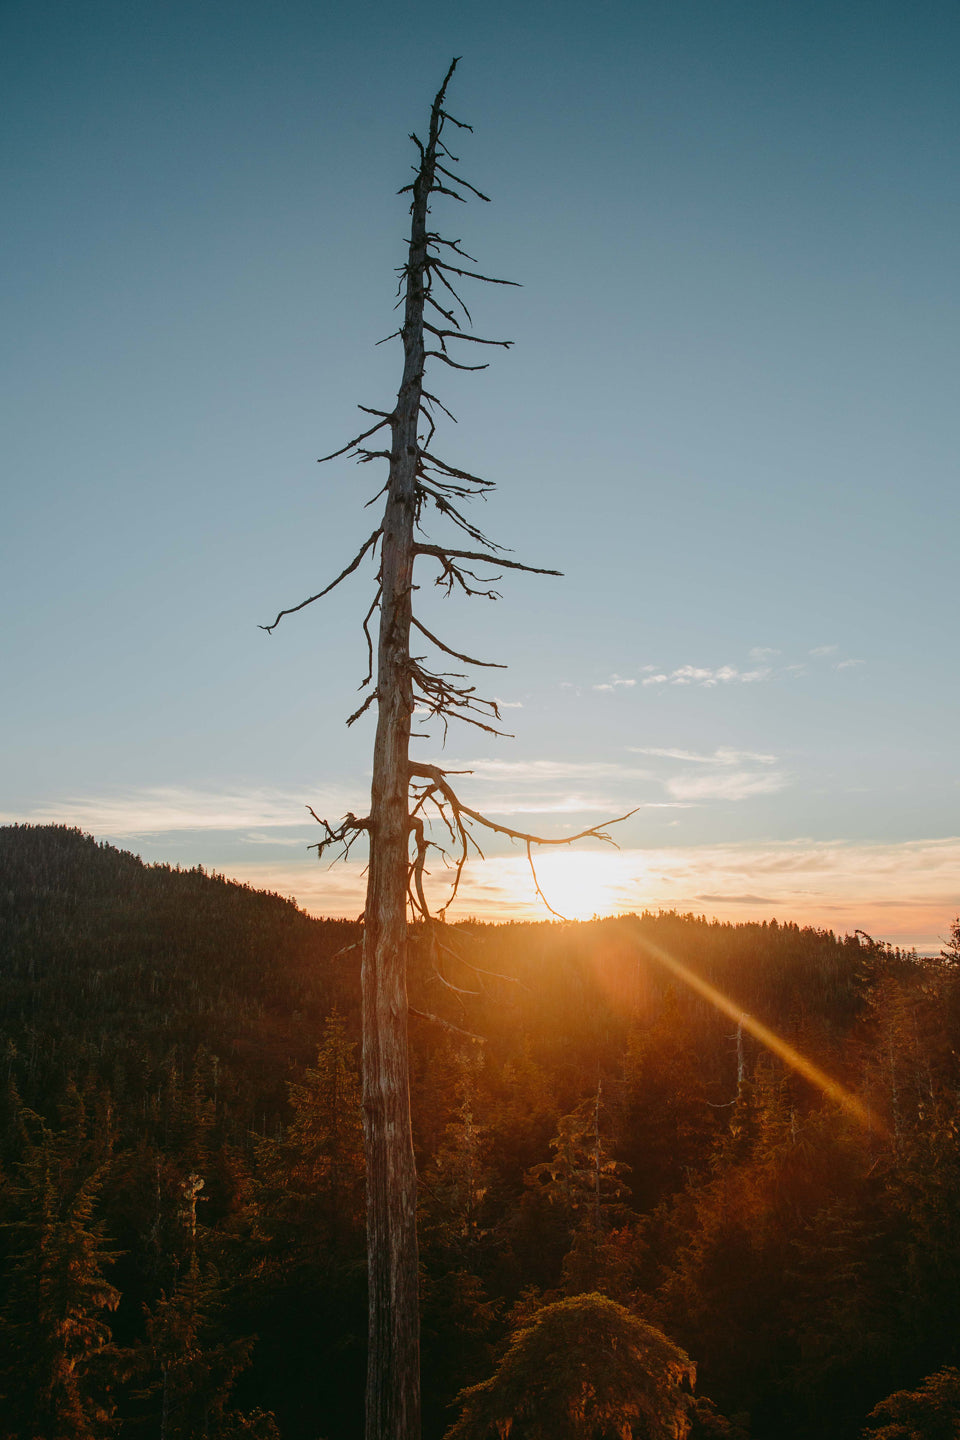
[2,822,960,1439]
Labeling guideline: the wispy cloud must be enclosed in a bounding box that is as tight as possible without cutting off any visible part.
[633,647,863,689]
[461,759,650,781]
[230,837,960,951]
[438,757,653,819]
[631,746,778,767]
[627,746,786,803]
[642,664,771,688]
[451,752,786,811]
[664,770,787,801]
[593,674,637,692]
[4,742,785,853]
[2,784,362,837]
[696,892,782,904]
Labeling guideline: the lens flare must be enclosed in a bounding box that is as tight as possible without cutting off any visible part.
[639,936,887,1137]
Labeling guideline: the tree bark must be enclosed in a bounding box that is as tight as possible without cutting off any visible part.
[361,63,451,1440]
[262,60,626,1438]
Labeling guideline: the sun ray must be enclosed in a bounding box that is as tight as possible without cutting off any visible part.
[638,937,887,1137]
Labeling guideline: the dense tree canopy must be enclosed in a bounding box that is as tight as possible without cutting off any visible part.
[2,826,960,1439]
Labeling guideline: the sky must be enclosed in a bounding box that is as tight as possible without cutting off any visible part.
[2,0,958,950]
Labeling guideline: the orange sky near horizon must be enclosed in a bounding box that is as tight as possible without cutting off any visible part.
[226,836,960,955]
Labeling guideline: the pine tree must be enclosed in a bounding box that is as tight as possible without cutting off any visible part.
[445,1293,696,1440]
[132,1172,279,1440]
[260,1011,364,1244]
[0,1093,120,1440]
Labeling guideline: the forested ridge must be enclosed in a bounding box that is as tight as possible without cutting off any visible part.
[2,824,959,1439]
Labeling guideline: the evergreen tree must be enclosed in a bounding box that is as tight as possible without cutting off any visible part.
[862,1366,960,1440]
[444,1293,695,1440]
[0,1093,120,1440]
[256,1010,365,1256]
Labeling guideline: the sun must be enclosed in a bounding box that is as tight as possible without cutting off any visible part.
[525,849,635,921]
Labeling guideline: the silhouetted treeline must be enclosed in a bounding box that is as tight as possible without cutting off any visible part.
[1,824,958,1439]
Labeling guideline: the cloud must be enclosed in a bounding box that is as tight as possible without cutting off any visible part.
[465,792,636,816]
[664,770,788,802]
[2,784,362,837]
[461,759,649,781]
[436,757,655,820]
[3,760,658,853]
[642,665,771,688]
[593,674,637,692]
[696,892,783,904]
[631,746,778,767]
[632,651,862,690]
[23,813,956,951]
[625,747,786,804]
[234,836,960,951]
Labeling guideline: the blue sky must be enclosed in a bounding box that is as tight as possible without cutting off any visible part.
[3,0,958,947]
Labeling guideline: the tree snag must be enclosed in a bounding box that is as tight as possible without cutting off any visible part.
[264,58,633,1440]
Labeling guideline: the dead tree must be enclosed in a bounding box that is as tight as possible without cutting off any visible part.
[264,59,632,1440]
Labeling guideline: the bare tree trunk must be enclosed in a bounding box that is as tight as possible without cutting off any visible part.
[262,60,633,1440]
[361,67,450,1440]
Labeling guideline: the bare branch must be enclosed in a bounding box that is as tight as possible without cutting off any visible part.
[430,269,474,326]
[425,233,478,260]
[408,1007,484,1042]
[424,322,512,349]
[425,349,489,371]
[360,587,381,687]
[526,840,570,921]
[409,762,638,849]
[438,108,472,132]
[448,952,533,992]
[435,164,491,202]
[432,968,482,998]
[431,183,469,204]
[408,814,432,920]
[415,543,562,578]
[306,807,370,864]
[317,416,392,465]
[330,938,362,962]
[346,689,378,728]
[424,293,464,329]
[427,556,502,601]
[432,259,521,287]
[421,390,458,424]
[411,616,506,669]
[260,530,381,632]
[419,450,495,486]
[417,489,502,548]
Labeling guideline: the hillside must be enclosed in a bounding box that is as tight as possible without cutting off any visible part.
[1,824,958,1440]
